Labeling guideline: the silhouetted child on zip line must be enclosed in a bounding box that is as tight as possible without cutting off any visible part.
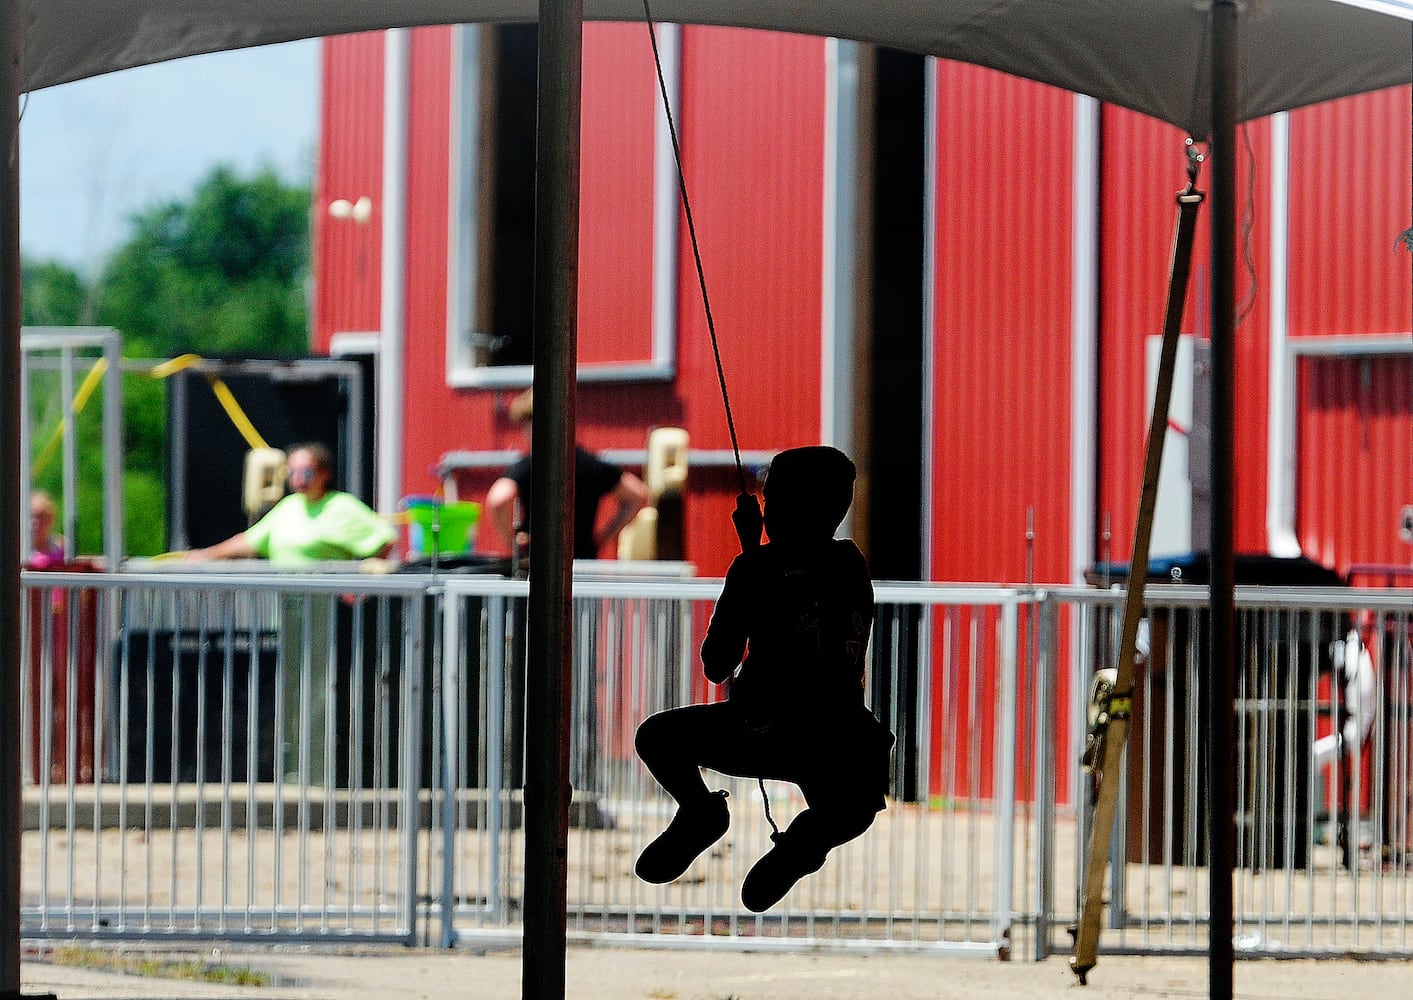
[634,445,894,912]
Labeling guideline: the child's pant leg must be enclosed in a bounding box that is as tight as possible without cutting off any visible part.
[778,786,881,864]
[635,702,745,804]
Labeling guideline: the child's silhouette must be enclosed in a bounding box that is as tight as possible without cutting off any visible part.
[634,446,894,912]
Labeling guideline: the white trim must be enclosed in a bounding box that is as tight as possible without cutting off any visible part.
[821,38,859,457]
[444,22,677,388]
[650,23,682,379]
[1288,333,1413,356]
[1327,0,1413,19]
[920,58,938,578]
[1070,95,1101,583]
[1266,112,1301,557]
[446,24,483,382]
[378,28,410,515]
[330,331,382,357]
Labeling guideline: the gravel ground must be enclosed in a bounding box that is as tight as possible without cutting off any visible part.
[19,942,1413,1000]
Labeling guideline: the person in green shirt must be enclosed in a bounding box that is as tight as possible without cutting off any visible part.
[185,442,395,566]
[185,442,395,782]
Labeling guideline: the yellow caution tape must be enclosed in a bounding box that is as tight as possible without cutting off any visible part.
[149,353,269,451]
[203,376,269,451]
[32,352,270,476]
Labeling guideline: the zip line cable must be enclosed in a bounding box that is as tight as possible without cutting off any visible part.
[641,2,747,497]
[642,6,779,839]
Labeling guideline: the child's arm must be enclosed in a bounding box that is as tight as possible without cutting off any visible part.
[701,555,751,683]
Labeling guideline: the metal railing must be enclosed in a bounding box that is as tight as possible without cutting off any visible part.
[20,569,430,943]
[17,565,1413,960]
[1046,584,1413,958]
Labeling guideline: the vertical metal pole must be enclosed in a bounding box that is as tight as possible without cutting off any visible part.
[401,595,425,945]
[522,0,581,993]
[102,333,124,568]
[1,0,24,991]
[1207,3,1239,998]
[992,599,1019,956]
[439,591,461,949]
[58,347,75,558]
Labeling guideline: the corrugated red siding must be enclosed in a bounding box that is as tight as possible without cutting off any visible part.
[578,23,657,366]
[401,26,456,492]
[1096,108,1271,560]
[928,63,1075,798]
[675,27,825,460]
[1289,90,1413,338]
[929,63,1074,587]
[317,27,828,578]
[1297,356,1413,574]
[314,32,386,347]
[656,27,826,575]
[1288,89,1412,576]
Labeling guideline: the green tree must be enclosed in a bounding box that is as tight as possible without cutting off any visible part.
[23,165,312,558]
[97,165,311,359]
[23,260,91,326]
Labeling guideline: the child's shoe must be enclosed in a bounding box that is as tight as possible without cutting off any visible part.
[740,836,826,912]
[635,790,730,883]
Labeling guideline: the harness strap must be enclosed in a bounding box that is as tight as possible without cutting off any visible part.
[1071,140,1205,985]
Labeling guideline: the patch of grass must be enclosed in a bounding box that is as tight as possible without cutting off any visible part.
[49,945,270,987]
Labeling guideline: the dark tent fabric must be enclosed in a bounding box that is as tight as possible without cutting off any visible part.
[16,0,1413,135]
[6,3,1413,997]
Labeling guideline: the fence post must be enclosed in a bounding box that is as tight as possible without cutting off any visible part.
[1034,593,1057,960]
[486,594,507,925]
[992,597,1019,957]
[439,587,460,949]
[400,593,424,945]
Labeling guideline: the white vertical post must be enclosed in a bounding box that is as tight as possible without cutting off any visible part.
[651,24,681,372]
[1266,112,1300,557]
[821,38,859,458]
[378,29,411,516]
[400,594,424,943]
[1070,95,1100,584]
[439,591,461,948]
[102,332,124,567]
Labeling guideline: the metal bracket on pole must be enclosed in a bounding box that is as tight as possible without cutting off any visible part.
[1070,147,1205,985]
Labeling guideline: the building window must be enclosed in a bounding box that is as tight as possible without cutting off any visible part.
[447,23,679,387]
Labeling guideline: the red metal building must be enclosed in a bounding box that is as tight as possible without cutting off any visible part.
[313,27,1413,587]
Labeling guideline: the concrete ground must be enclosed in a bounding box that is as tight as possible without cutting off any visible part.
[19,943,1413,1000]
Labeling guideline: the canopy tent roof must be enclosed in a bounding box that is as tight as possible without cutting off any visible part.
[23,0,1413,133]
[7,3,1413,997]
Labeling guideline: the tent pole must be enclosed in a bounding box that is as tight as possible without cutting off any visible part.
[1207,2,1238,999]
[522,0,581,994]
[1,0,23,992]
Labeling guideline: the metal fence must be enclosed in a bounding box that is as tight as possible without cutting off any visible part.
[17,566,1413,959]
[1048,584,1413,958]
[20,569,431,943]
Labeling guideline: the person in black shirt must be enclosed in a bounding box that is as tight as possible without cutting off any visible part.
[484,388,648,561]
[634,446,893,912]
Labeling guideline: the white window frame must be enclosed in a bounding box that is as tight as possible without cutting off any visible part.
[445,22,680,388]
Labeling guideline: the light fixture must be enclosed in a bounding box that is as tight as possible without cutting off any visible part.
[328,195,373,224]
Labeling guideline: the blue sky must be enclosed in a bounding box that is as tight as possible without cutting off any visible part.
[19,40,319,276]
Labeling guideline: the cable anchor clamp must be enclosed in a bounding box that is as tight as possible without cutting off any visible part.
[1079,669,1134,773]
[1181,136,1207,196]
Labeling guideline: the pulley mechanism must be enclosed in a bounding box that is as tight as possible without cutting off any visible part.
[1079,668,1131,775]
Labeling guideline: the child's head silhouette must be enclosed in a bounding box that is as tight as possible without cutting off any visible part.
[762,446,856,544]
